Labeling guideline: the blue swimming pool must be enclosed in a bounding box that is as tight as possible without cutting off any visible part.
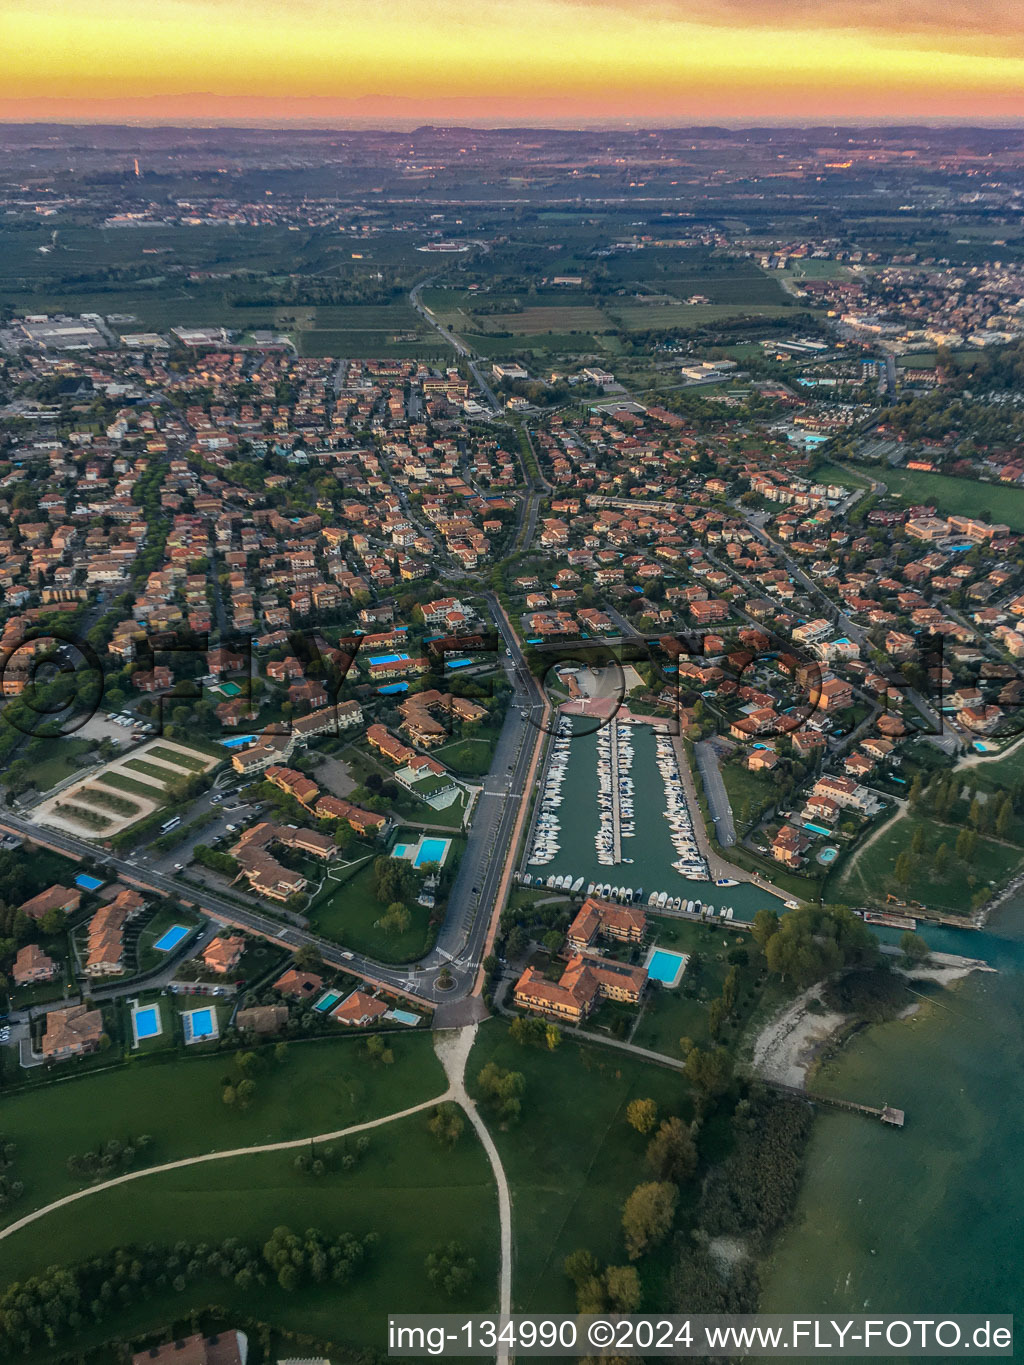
[314,990,342,1013]
[153,925,190,952]
[369,652,410,667]
[803,822,833,837]
[220,734,257,748]
[75,873,104,891]
[184,1007,216,1041]
[414,837,450,869]
[645,948,688,987]
[133,1005,161,1039]
[818,846,839,864]
[388,1008,420,1026]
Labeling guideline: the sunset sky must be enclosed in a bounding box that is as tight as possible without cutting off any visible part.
[3,0,1024,123]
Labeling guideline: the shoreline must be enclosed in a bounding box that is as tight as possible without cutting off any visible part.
[750,952,992,1091]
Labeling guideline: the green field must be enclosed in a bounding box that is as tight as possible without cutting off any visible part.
[829,808,1022,913]
[306,858,436,961]
[467,1020,694,1311]
[21,737,94,792]
[432,737,495,777]
[0,1112,498,1359]
[857,463,1024,531]
[606,302,794,332]
[0,1032,444,1229]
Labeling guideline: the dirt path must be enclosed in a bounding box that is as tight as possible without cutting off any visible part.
[435,1025,513,1356]
[0,1090,451,1246]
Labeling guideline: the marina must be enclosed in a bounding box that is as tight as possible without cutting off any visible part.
[522,717,786,919]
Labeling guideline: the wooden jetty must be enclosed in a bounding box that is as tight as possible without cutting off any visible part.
[769,1082,905,1128]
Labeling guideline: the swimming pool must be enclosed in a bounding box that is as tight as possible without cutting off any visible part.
[818,846,839,864]
[393,843,411,858]
[414,837,450,869]
[369,652,410,667]
[314,990,342,1013]
[132,1003,162,1044]
[220,734,257,748]
[644,947,689,988]
[153,925,190,952]
[183,1006,218,1043]
[75,873,104,891]
[386,1008,420,1026]
[803,822,833,837]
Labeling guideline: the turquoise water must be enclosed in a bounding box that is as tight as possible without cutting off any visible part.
[133,1006,160,1039]
[537,722,785,917]
[314,991,342,1013]
[186,1008,215,1038]
[415,837,450,868]
[763,898,1024,1342]
[646,948,687,984]
[153,925,189,952]
[388,1008,420,1026]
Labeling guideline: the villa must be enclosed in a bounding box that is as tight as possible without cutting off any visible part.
[567,896,647,952]
[42,1003,104,1059]
[514,952,647,1023]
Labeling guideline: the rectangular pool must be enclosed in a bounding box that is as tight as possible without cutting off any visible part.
[386,1008,420,1026]
[75,873,104,891]
[314,990,342,1013]
[414,837,450,869]
[645,947,689,988]
[132,1004,162,1042]
[369,652,410,667]
[183,1006,218,1043]
[153,925,190,952]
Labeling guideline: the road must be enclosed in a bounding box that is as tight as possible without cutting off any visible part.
[694,740,736,846]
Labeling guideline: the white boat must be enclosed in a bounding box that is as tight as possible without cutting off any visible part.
[686,900,694,914]
[716,878,739,887]
[546,875,556,888]
[586,882,595,896]
[648,892,658,905]
[571,876,584,894]
[657,892,668,908]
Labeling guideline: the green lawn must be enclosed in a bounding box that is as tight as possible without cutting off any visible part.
[630,917,762,1057]
[134,904,203,974]
[467,1019,695,1312]
[22,737,95,792]
[432,736,495,777]
[123,757,179,785]
[0,1111,498,1360]
[97,770,168,802]
[0,1032,445,1231]
[719,760,776,834]
[829,808,1022,913]
[306,859,435,962]
[147,745,207,772]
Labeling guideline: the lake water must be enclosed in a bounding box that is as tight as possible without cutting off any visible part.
[531,720,785,918]
[762,897,1024,1347]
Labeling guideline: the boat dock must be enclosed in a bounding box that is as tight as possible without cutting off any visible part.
[770,1082,905,1127]
[609,718,622,864]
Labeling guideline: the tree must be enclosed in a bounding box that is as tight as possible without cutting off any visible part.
[563,1249,600,1287]
[545,1023,561,1051]
[625,1098,658,1136]
[764,904,876,987]
[604,1264,643,1312]
[427,1101,465,1149]
[645,1118,697,1183]
[910,825,926,857]
[380,902,411,936]
[476,1062,525,1123]
[293,945,323,972]
[542,929,564,956]
[222,1084,236,1107]
[996,794,1013,839]
[894,850,913,886]
[235,1078,256,1109]
[425,1242,476,1297]
[956,827,977,863]
[683,1044,732,1100]
[934,842,950,876]
[750,908,779,950]
[622,1181,678,1260]
[899,930,930,966]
